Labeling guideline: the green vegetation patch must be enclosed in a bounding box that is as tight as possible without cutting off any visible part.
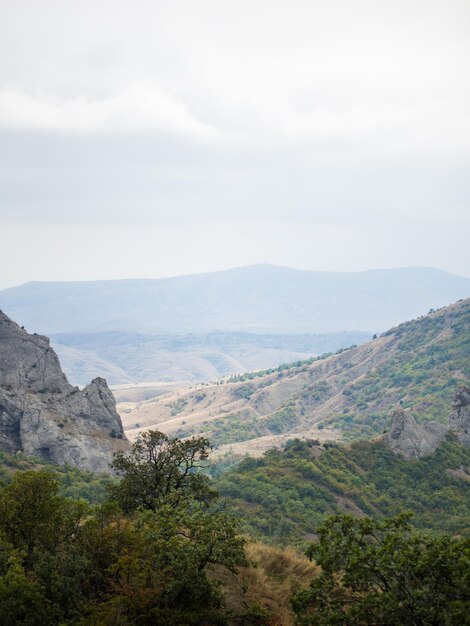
[0,449,115,504]
[217,435,470,546]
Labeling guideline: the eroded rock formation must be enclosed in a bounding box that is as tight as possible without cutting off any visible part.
[448,385,470,446]
[0,310,128,472]
[385,408,448,459]
[385,385,470,459]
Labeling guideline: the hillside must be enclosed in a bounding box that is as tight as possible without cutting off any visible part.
[1,265,469,335]
[120,298,470,450]
[51,329,370,385]
[216,435,470,545]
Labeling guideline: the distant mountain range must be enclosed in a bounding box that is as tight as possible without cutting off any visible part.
[1,265,469,335]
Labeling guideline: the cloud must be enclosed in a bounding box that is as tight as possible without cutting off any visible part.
[0,84,225,139]
[0,0,469,285]
[0,0,468,150]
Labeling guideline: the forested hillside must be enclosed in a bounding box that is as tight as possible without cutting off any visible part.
[0,429,469,625]
[217,435,470,545]
[0,437,321,625]
[0,447,317,625]
[0,450,115,503]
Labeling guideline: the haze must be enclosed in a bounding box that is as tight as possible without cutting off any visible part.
[1,0,469,289]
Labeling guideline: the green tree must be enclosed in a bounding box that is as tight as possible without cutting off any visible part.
[82,431,247,624]
[0,557,51,626]
[0,470,87,566]
[84,504,246,625]
[292,513,470,625]
[110,430,216,512]
[0,438,247,625]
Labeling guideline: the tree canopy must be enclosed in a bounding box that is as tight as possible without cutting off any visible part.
[292,513,470,626]
[0,432,246,625]
[110,430,216,512]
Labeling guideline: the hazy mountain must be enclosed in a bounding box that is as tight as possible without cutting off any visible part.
[1,265,469,335]
[50,330,371,386]
[121,298,470,454]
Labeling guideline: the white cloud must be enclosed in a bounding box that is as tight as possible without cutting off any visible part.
[0,84,225,139]
[0,0,468,149]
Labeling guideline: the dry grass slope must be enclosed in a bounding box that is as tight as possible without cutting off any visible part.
[214,542,317,626]
[120,298,470,453]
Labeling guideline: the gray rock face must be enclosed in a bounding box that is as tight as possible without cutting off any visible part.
[0,310,128,472]
[448,386,470,447]
[385,386,470,459]
[385,408,448,459]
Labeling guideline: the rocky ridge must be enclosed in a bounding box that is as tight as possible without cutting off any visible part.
[0,310,128,472]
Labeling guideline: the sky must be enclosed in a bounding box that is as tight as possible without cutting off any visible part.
[0,0,469,289]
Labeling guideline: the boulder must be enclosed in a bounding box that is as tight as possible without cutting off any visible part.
[385,408,447,459]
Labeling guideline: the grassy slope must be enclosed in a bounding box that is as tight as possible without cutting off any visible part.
[326,298,470,439]
[123,298,470,449]
[216,435,470,546]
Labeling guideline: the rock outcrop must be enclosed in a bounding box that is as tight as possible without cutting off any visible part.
[0,310,128,472]
[448,385,470,446]
[385,408,448,459]
[385,385,470,459]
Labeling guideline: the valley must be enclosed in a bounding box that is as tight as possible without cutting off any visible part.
[0,295,468,625]
[50,329,370,385]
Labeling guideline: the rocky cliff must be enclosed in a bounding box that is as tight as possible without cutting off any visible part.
[0,310,128,472]
[385,385,470,459]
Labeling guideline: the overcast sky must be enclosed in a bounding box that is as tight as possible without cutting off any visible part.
[0,0,469,289]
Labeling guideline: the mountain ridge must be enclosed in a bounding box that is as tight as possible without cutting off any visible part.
[1,265,469,335]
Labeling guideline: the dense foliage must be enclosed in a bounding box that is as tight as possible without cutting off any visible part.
[217,436,470,545]
[0,430,469,624]
[292,513,470,625]
[0,433,246,625]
